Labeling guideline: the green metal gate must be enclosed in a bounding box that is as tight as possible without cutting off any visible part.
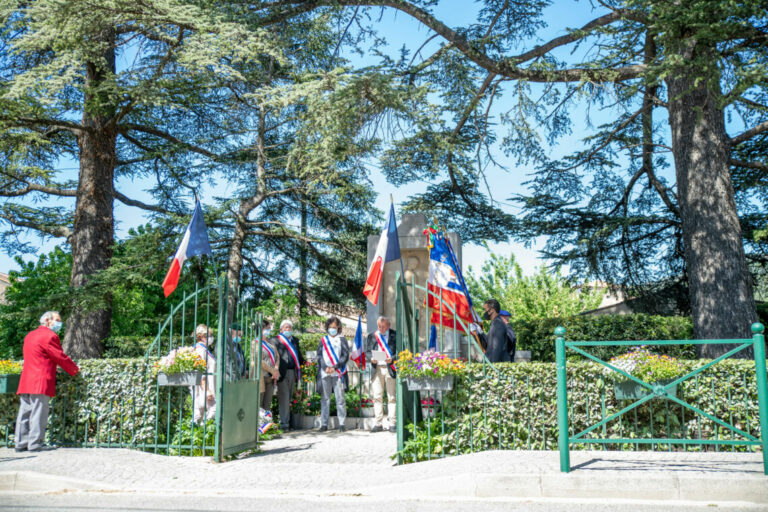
[213,279,264,461]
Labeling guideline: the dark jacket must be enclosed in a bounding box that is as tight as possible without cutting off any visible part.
[365,329,397,378]
[486,316,512,363]
[274,334,305,383]
[316,336,350,389]
[505,324,517,362]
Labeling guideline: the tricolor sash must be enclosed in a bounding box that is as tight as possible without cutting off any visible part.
[195,342,214,362]
[375,332,396,372]
[278,334,301,382]
[262,341,276,367]
[321,336,347,377]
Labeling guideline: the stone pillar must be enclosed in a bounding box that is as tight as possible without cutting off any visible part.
[366,214,465,356]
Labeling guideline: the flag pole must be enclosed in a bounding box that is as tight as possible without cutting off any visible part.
[391,194,406,281]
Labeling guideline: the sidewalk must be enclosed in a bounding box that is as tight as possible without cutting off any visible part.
[1,430,766,508]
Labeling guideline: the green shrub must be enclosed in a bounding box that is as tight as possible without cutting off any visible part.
[512,314,695,361]
[397,359,762,463]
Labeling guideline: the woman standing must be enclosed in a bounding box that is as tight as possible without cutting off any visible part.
[317,316,349,432]
[193,324,216,423]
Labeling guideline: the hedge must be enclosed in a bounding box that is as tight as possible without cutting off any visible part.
[0,358,212,455]
[399,360,762,462]
[512,314,695,362]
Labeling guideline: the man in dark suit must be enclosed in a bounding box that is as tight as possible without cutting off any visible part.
[483,299,512,363]
[365,316,397,432]
[274,320,305,430]
[499,310,517,362]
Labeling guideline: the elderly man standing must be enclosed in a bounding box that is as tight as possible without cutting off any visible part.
[366,316,397,433]
[275,320,304,430]
[15,311,79,452]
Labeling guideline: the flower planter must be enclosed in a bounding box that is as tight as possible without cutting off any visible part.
[406,376,454,392]
[361,407,374,418]
[0,374,20,394]
[421,407,437,419]
[157,371,203,387]
[614,378,678,400]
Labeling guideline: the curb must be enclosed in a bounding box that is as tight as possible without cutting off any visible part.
[0,471,120,493]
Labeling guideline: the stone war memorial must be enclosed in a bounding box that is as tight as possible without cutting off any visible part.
[1,0,768,511]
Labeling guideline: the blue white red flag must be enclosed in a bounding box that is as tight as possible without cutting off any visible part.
[363,203,401,305]
[428,324,438,352]
[162,201,213,297]
[427,233,478,333]
[350,316,365,369]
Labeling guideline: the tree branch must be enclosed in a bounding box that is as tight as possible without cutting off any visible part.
[730,120,768,146]
[731,159,768,172]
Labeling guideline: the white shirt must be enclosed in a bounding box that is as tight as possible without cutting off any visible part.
[321,335,343,378]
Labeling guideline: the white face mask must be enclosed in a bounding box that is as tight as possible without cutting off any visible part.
[207,336,215,344]
[262,328,271,338]
[51,320,63,333]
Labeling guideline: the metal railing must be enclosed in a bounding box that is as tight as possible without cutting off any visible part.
[556,323,768,474]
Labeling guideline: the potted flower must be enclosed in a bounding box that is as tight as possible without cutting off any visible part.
[0,360,22,394]
[421,396,440,419]
[396,350,465,391]
[153,346,207,386]
[605,347,684,400]
[359,395,374,417]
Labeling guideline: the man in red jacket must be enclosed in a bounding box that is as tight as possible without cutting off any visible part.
[15,311,79,452]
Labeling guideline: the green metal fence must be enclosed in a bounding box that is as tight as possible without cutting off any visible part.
[2,279,267,460]
[556,323,768,474]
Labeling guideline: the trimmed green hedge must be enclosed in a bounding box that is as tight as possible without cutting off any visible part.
[399,360,762,462]
[0,358,213,455]
[512,314,695,362]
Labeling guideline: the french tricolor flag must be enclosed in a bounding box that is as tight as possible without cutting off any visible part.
[363,203,401,305]
[162,201,213,297]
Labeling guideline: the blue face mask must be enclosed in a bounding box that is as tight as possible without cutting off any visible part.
[233,336,241,343]
[282,330,292,339]
[328,328,338,336]
[51,320,63,333]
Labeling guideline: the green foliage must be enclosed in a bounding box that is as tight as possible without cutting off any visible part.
[513,314,695,362]
[0,226,208,358]
[398,359,764,463]
[0,247,71,358]
[466,251,603,324]
[170,415,215,457]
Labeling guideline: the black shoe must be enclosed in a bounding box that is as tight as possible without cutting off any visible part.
[28,445,57,452]
[370,425,383,433]
[339,425,346,432]
[14,447,26,453]
[318,426,328,432]
[389,426,397,433]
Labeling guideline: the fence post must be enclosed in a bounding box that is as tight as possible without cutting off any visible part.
[751,322,768,475]
[555,326,570,473]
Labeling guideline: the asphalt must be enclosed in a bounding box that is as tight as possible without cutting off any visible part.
[0,430,766,510]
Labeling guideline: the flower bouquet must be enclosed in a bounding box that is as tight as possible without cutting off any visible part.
[154,346,207,386]
[0,359,22,394]
[604,347,684,400]
[396,350,465,391]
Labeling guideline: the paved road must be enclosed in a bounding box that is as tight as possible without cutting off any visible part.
[1,430,767,511]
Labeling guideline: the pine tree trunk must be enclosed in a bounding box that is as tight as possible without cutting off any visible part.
[666,65,757,357]
[226,214,248,319]
[63,50,117,358]
[298,198,308,326]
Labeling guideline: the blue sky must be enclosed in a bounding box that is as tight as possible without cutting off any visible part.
[0,1,626,278]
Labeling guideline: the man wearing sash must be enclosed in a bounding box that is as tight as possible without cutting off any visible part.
[258,320,279,412]
[317,316,350,432]
[275,319,304,430]
[365,315,397,432]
